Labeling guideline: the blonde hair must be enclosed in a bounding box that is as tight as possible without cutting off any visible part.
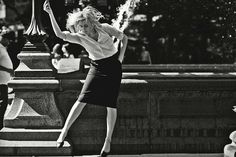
[66,6,104,32]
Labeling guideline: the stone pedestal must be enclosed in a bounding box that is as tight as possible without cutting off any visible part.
[0,40,72,155]
[4,87,61,128]
[0,30,72,157]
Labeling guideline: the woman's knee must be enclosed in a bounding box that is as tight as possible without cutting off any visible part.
[106,107,117,111]
[106,107,117,115]
[74,100,86,109]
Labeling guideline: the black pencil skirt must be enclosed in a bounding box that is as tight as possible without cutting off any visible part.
[77,53,122,108]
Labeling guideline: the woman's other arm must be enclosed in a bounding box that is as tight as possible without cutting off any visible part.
[102,23,128,63]
[118,34,128,63]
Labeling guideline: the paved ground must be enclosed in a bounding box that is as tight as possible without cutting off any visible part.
[15,154,222,157]
[0,154,224,157]
[78,154,223,157]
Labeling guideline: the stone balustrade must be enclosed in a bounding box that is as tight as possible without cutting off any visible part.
[54,68,236,155]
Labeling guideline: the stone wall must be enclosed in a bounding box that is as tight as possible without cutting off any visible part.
[55,72,236,155]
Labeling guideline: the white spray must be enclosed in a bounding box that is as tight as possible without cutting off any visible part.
[112,0,140,48]
[112,0,141,31]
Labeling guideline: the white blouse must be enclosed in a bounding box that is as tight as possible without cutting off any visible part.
[62,23,124,60]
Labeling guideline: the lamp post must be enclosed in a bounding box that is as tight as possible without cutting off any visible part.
[16,0,51,72]
[6,0,63,128]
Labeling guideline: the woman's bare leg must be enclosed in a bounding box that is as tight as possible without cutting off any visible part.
[57,100,86,143]
[101,107,117,153]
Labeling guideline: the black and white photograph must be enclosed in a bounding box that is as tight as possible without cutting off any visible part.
[0,0,236,157]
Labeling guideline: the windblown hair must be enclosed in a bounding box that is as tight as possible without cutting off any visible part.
[66,6,104,32]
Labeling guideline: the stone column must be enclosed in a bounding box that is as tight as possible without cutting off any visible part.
[0,0,72,156]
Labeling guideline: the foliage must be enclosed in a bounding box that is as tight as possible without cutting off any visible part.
[124,0,236,64]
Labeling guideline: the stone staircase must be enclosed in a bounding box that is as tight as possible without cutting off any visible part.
[0,128,72,156]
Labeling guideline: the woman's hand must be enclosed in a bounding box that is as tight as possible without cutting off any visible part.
[43,0,52,14]
[118,55,124,63]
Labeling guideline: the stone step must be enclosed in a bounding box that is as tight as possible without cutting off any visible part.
[0,139,72,156]
[0,128,61,141]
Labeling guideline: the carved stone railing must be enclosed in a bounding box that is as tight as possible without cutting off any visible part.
[122,64,236,72]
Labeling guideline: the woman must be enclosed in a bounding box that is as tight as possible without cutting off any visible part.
[43,0,128,156]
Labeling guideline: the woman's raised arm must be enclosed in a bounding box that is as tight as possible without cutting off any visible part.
[43,0,66,40]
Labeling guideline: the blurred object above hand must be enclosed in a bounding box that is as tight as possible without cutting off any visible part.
[232,106,236,112]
